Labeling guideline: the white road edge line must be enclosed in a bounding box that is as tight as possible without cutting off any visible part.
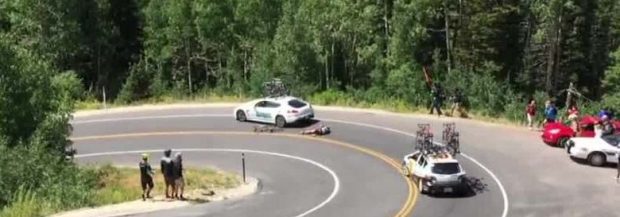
[71,113,509,217]
[76,148,340,217]
[322,118,509,217]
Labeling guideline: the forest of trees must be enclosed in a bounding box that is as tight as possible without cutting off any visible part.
[2,0,620,116]
[1,0,620,215]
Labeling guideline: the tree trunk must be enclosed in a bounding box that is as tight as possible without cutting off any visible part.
[186,41,192,95]
[444,0,452,74]
[331,41,335,88]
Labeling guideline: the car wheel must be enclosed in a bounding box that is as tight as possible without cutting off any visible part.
[418,179,427,195]
[558,137,569,148]
[588,152,606,167]
[275,115,286,128]
[236,110,247,122]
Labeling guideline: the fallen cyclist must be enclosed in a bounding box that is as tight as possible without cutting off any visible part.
[300,123,331,136]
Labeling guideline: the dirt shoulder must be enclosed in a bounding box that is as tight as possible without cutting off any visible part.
[50,176,259,217]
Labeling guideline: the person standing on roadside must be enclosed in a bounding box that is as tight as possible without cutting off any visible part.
[160,149,175,199]
[449,88,463,117]
[544,100,558,124]
[429,83,444,117]
[601,115,615,137]
[139,153,154,201]
[567,102,579,132]
[525,99,536,130]
[616,151,620,182]
[172,152,185,200]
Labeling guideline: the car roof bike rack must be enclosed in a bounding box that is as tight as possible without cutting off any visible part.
[262,78,289,98]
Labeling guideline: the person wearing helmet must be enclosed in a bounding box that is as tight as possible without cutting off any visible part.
[139,153,154,201]
[300,123,331,136]
[601,115,615,137]
[160,149,175,199]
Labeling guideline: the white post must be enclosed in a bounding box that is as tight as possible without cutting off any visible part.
[102,86,107,110]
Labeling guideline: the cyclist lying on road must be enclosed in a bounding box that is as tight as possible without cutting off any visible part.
[300,123,331,136]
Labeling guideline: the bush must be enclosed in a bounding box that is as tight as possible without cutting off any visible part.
[0,145,98,216]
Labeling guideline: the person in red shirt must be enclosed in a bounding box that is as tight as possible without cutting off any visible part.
[567,103,579,132]
[525,99,536,130]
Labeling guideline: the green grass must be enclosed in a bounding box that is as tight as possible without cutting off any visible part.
[92,165,240,206]
[0,165,240,217]
[76,93,249,111]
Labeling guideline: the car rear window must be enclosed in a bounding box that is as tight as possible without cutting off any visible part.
[431,163,460,174]
[288,99,307,108]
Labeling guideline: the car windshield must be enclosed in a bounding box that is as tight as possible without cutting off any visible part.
[602,135,620,146]
[431,163,460,175]
[288,99,307,108]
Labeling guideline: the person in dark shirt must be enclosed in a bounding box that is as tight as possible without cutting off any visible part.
[172,152,185,200]
[449,88,464,117]
[160,149,175,199]
[601,115,615,137]
[429,83,444,116]
[139,153,154,201]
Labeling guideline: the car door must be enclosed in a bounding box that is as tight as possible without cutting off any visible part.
[602,136,620,163]
[263,101,282,123]
[407,153,421,175]
[413,156,427,178]
[252,101,269,123]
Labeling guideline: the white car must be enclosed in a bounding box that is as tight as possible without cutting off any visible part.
[566,134,620,166]
[234,96,314,127]
[401,150,468,195]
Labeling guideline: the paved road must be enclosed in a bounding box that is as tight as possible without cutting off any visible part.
[71,105,620,217]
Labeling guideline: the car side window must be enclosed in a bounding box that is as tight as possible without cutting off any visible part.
[255,101,267,108]
[266,101,281,108]
[603,136,620,146]
[411,153,420,161]
[418,156,426,167]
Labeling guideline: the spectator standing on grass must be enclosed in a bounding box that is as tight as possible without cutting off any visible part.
[544,100,558,124]
[173,152,185,200]
[525,99,536,130]
[449,88,463,117]
[429,83,443,116]
[139,153,154,201]
[567,103,579,132]
[160,149,175,199]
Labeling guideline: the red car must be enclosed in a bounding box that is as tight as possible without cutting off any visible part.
[541,115,620,147]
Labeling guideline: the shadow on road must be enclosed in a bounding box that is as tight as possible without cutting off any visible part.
[570,156,620,170]
[427,175,489,199]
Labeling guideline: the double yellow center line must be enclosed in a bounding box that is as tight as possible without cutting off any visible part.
[71,131,418,217]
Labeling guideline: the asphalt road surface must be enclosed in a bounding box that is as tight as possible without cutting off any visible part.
[71,105,620,217]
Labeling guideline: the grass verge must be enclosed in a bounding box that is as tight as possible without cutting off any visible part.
[0,165,240,217]
[93,165,240,205]
[76,93,248,111]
